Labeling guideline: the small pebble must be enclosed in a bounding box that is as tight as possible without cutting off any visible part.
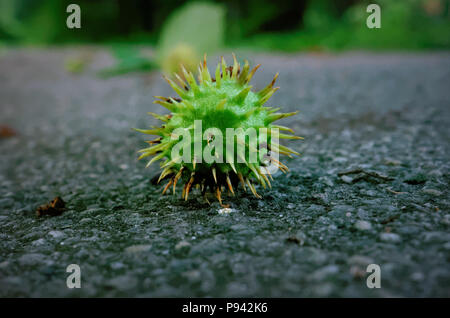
[355,220,372,231]
[175,240,191,253]
[380,232,402,243]
[218,208,235,215]
[341,175,353,184]
[384,158,401,166]
[125,244,151,253]
[48,230,65,239]
[422,189,442,196]
[79,218,92,224]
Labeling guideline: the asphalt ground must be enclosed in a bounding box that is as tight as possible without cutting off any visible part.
[0,48,449,297]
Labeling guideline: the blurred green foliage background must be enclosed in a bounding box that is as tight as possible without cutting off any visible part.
[1,0,449,76]
[0,0,449,50]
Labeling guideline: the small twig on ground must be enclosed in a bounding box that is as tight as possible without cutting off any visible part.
[337,168,364,176]
[338,168,394,183]
[386,188,407,195]
[364,171,394,181]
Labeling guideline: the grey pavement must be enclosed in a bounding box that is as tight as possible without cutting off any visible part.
[0,48,449,297]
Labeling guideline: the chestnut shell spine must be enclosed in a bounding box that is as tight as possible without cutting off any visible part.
[136,54,302,205]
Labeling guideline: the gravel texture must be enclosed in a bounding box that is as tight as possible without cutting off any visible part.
[0,48,449,297]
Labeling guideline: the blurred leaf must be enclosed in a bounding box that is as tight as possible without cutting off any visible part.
[98,45,156,77]
[0,0,27,38]
[303,0,340,31]
[236,0,450,52]
[0,0,64,44]
[157,2,225,75]
[64,52,94,74]
[65,57,87,74]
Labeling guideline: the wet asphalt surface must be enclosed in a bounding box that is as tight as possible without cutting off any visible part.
[0,48,449,297]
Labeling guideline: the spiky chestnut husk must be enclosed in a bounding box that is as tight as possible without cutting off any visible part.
[136,54,302,205]
[161,43,199,77]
